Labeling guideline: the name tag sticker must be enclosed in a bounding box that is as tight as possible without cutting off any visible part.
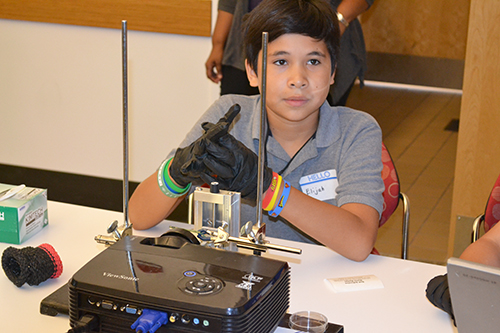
[325,275,384,293]
[299,169,338,201]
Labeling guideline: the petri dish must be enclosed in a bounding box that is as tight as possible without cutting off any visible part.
[289,311,328,333]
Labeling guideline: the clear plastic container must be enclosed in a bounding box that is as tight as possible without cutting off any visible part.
[289,311,328,333]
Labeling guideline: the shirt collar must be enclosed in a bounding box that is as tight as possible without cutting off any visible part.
[316,101,341,147]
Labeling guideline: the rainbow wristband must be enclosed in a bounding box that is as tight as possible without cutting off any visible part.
[164,158,191,193]
[262,172,281,210]
[264,174,283,211]
[157,158,191,198]
[268,180,291,217]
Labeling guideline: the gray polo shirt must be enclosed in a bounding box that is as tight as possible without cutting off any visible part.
[169,94,383,244]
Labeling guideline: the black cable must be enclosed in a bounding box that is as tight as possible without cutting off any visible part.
[265,126,317,176]
[67,314,99,333]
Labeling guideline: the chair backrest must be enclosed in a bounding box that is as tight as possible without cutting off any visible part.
[380,142,401,227]
[472,173,500,242]
[484,173,500,232]
[372,143,410,259]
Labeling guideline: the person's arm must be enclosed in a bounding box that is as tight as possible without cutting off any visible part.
[280,191,379,261]
[335,0,371,35]
[200,123,382,262]
[129,172,186,230]
[460,222,500,268]
[426,216,500,321]
[205,10,234,83]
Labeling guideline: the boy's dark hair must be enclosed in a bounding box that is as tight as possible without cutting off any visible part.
[243,0,340,74]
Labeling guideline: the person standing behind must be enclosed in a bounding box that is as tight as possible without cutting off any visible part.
[205,0,374,106]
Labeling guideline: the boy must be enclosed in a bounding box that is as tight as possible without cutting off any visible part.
[129,0,383,261]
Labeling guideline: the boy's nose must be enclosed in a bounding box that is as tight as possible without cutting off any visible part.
[288,66,308,88]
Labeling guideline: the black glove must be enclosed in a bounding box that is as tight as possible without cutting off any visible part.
[201,132,273,202]
[169,140,208,188]
[426,274,455,325]
[169,104,242,188]
[202,104,240,142]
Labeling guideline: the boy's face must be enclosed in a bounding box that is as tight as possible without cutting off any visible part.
[246,34,335,126]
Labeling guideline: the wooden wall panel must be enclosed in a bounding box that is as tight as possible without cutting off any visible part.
[361,0,470,60]
[448,0,500,255]
[0,0,211,37]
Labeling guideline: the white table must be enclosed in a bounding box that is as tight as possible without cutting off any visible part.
[0,201,455,332]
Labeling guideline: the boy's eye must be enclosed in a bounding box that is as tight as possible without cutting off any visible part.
[308,59,321,66]
[273,59,287,66]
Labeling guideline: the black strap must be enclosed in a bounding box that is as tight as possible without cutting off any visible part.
[265,130,316,176]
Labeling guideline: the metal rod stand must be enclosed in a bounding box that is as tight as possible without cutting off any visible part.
[256,32,269,229]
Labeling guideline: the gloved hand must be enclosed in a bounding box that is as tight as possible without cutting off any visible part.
[168,104,242,188]
[201,132,273,202]
[203,104,240,142]
[169,140,208,188]
[426,274,455,325]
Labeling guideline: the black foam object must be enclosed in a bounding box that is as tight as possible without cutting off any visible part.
[2,243,63,287]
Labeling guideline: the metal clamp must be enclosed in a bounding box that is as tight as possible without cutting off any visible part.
[95,220,133,245]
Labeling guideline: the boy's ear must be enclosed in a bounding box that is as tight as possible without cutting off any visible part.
[330,67,336,85]
[245,59,259,88]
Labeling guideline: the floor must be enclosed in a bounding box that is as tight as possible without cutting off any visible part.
[346,81,462,265]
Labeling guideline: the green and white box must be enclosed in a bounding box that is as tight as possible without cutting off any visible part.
[0,184,48,244]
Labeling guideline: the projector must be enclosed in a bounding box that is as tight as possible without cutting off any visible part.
[68,228,290,333]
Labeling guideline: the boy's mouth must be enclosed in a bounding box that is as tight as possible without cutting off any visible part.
[284,96,308,107]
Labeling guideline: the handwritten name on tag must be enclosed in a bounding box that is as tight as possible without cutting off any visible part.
[299,169,338,201]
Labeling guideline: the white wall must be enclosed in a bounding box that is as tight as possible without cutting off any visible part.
[0,12,219,183]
